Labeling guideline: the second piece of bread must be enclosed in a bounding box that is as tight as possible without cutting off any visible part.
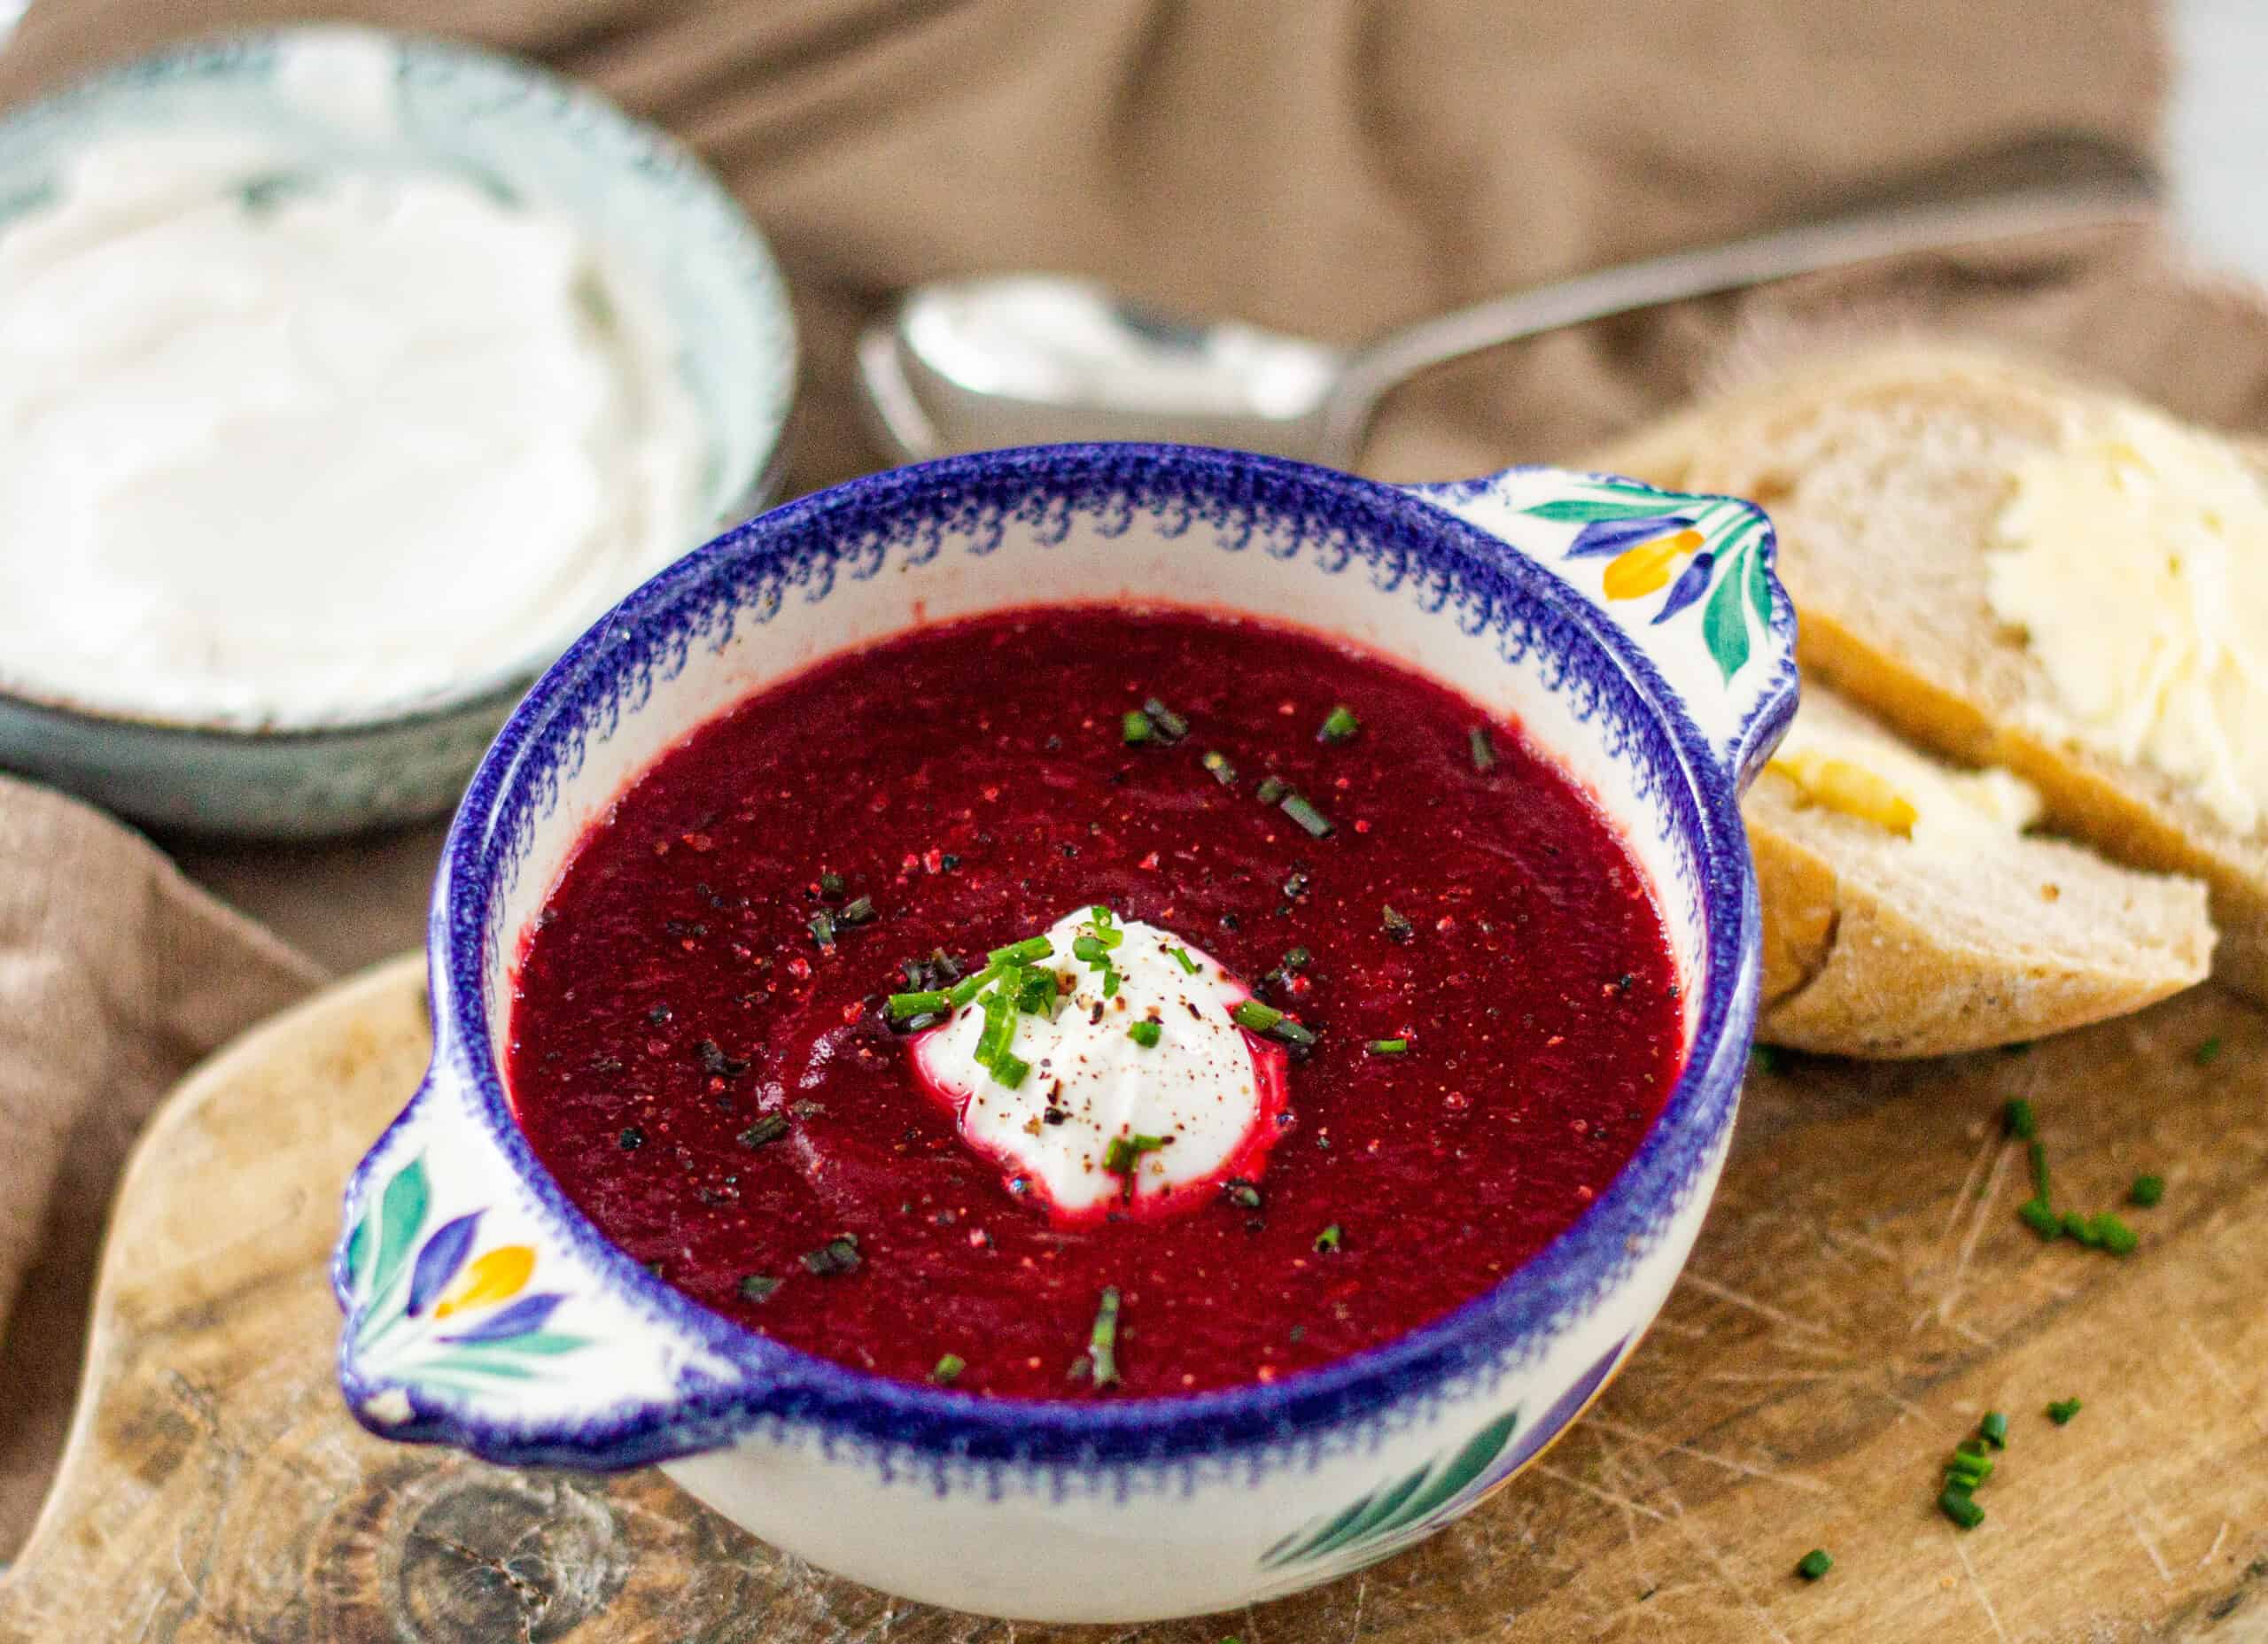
[1596,342,2268,1004]
[1750,685,2214,1056]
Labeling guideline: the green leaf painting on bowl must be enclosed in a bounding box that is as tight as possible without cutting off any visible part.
[1541,479,1775,684]
[1259,1334,1630,1575]
[343,1154,591,1396]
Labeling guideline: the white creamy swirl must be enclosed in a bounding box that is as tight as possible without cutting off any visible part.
[911,910,1287,1221]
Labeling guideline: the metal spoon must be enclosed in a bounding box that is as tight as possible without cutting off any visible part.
[858,135,2159,469]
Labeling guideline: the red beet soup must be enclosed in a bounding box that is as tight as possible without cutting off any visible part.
[507,605,1684,1399]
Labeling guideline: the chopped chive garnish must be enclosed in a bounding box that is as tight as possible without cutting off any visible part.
[989,935,1054,966]
[1102,1133,1168,1176]
[1014,973,1056,1017]
[1366,1038,1409,1055]
[1936,1415,2009,1526]
[1314,1223,1343,1253]
[1254,774,1288,805]
[1223,1178,1262,1210]
[1946,1452,1992,1486]
[1795,1548,1833,1580]
[1070,911,1122,997]
[2018,1198,2061,1239]
[931,1353,966,1386]
[888,989,951,1020]
[2062,1209,2101,1246]
[947,962,1001,1008]
[2047,1397,2082,1425]
[695,1039,751,1079]
[1122,709,1154,745]
[2194,1035,2225,1067]
[2092,1212,2138,1255]
[1167,944,1200,975]
[1318,703,1360,742]
[1270,1017,1319,1050]
[1258,944,1314,995]
[974,984,1017,1065]
[1084,1286,1122,1389]
[990,1051,1031,1090]
[1382,904,1415,943]
[1143,697,1190,741]
[1469,726,1498,772]
[1202,749,1238,787]
[1129,1020,1162,1048]
[900,949,962,990]
[738,1273,781,1303]
[801,1234,861,1276]
[808,911,836,949]
[1279,792,1335,837]
[2002,1097,2036,1141]
[837,895,876,926]
[2027,1137,2051,1204]
[819,871,847,898]
[737,1114,789,1150]
[2130,1174,2165,1207]
[1233,989,1317,1049]
[1938,1487,1985,1530]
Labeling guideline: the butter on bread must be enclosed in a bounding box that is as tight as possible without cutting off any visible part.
[1748,686,2212,1056]
[1593,342,2268,1004]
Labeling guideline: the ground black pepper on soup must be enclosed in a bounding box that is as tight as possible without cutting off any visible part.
[506,605,1684,1399]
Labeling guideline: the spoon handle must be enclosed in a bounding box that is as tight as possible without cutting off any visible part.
[1318,136,2159,468]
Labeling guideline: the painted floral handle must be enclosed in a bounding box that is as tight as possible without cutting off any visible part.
[334,1040,737,1464]
[1403,467,1797,785]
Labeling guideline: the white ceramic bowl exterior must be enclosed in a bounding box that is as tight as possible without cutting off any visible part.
[337,446,1795,1622]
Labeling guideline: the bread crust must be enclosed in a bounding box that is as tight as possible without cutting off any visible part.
[1744,767,2212,1057]
[1596,342,2257,1019]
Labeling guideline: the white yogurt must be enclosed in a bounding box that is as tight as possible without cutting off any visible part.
[911,910,1289,1221]
[0,130,703,727]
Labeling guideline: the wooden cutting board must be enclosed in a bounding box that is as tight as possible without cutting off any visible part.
[0,952,2261,1642]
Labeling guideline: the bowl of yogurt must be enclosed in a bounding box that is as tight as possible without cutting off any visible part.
[0,27,796,837]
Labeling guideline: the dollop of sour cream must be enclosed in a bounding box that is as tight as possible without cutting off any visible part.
[0,130,703,726]
[911,910,1290,1222]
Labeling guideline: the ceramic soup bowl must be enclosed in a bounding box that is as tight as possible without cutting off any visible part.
[335,444,1795,1624]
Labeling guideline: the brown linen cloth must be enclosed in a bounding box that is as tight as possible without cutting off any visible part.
[0,0,2256,1558]
[0,777,323,1544]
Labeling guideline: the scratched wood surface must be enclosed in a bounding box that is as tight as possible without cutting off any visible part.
[0,952,2261,1643]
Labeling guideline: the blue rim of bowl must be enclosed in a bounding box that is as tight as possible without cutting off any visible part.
[413,441,1775,1472]
[0,23,797,739]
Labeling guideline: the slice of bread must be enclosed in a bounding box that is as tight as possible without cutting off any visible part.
[1593,342,2268,1004]
[1748,685,2213,1057]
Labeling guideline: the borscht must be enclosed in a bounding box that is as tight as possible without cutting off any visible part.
[507,605,1683,1399]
